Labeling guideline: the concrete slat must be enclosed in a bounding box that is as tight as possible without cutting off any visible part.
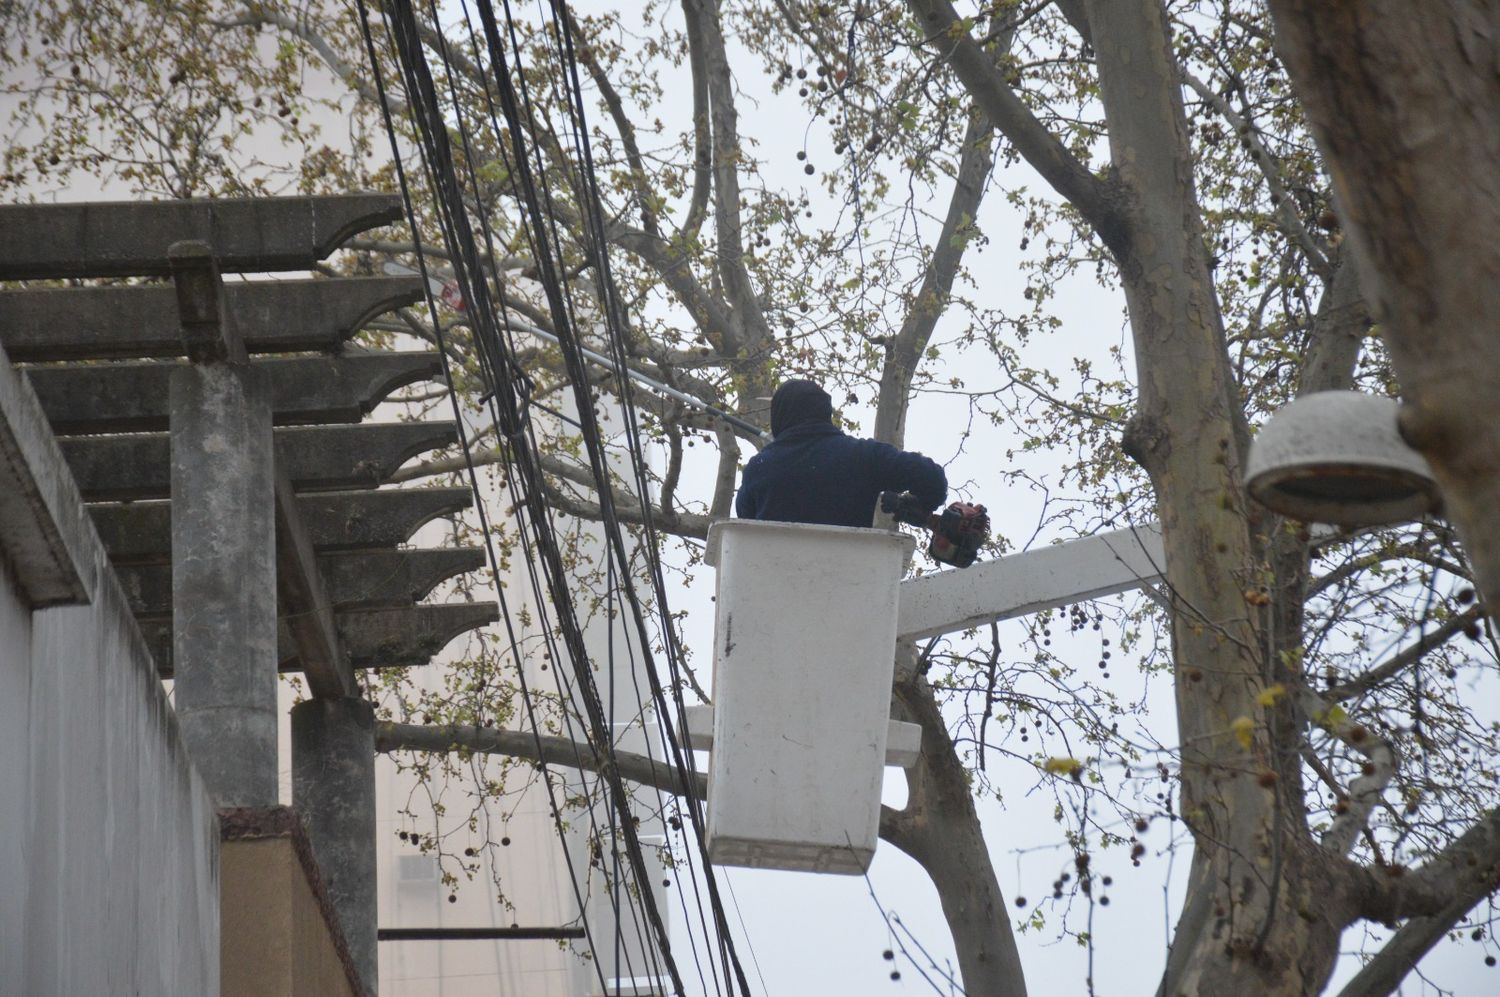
[0,194,402,279]
[28,352,442,435]
[116,547,486,620]
[139,602,500,676]
[60,421,457,501]
[0,277,423,362]
[88,487,473,563]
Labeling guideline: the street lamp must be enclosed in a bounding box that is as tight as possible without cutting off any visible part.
[1245,391,1441,527]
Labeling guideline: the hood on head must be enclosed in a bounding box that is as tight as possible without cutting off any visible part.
[770,379,834,437]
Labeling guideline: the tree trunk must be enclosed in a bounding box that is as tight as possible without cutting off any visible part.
[1267,1,1500,619]
[885,667,1028,997]
[1085,2,1343,992]
[1160,842,1349,996]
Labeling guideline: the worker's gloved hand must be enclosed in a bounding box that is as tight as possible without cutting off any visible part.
[879,490,934,529]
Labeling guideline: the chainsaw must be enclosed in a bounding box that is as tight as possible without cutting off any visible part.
[879,491,990,569]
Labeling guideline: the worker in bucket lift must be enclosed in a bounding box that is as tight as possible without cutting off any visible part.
[735,379,947,529]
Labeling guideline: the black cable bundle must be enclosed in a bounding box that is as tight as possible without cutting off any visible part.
[351,0,757,992]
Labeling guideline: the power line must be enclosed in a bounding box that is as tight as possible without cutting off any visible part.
[354,0,760,992]
[352,6,624,995]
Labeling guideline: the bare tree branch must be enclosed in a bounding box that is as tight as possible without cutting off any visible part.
[345,237,453,262]
[376,721,706,798]
[680,0,773,354]
[542,472,712,541]
[710,423,740,518]
[1291,686,1396,857]
[1180,67,1331,277]
[244,4,402,117]
[1338,808,1500,996]
[875,107,996,445]
[608,223,737,340]
[1309,543,1469,600]
[905,0,1126,254]
[679,0,713,243]
[1295,247,1369,396]
[1324,607,1481,702]
[1336,888,1494,997]
[563,8,661,237]
[659,421,685,515]
[378,721,901,833]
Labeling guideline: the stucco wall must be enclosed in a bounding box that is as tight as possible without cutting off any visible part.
[0,346,220,997]
[220,809,362,997]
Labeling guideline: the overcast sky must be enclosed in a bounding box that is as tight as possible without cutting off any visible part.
[5,1,1493,990]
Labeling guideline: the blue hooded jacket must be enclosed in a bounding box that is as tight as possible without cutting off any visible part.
[735,380,947,529]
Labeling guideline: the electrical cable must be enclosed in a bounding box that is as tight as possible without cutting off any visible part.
[431,1,705,987]
[519,3,758,990]
[459,0,701,982]
[412,9,674,986]
[351,6,626,996]
[359,0,763,992]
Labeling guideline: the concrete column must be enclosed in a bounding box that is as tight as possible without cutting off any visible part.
[292,697,377,996]
[170,362,277,807]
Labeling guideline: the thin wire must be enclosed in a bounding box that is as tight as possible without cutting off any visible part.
[351,5,622,995]
[432,0,687,977]
[861,862,967,996]
[414,6,668,986]
[530,2,757,989]
[374,0,750,991]
[359,1,763,991]
[481,1,742,990]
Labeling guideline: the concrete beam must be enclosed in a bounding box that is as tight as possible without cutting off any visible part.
[139,601,500,676]
[61,421,458,500]
[0,277,423,362]
[0,342,94,607]
[291,698,378,996]
[896,523,1165,642]
[316,547,486,609]
[0,194,402,279]
[169,362,278,807]
[318,603,499,670]
[116,547,486,619]
[274,468,357,699]
[170,240,248,363]
[88,487,474,562]
[28,352,442,435]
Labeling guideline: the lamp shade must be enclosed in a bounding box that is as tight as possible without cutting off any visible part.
[1245,391,1440,527]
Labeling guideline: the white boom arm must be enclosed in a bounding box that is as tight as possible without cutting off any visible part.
[896,523,1165,641]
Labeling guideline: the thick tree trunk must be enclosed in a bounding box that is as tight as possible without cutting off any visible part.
[885,668,1028,997]
[1257,12,1500,979]
[1160,843,1348,996]
[1267,1,1500,619]
[1085,3,1346,992]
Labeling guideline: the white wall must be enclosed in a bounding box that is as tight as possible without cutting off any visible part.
[0,352,220,997]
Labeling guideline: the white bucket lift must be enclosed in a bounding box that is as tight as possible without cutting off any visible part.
[699,519,917,874]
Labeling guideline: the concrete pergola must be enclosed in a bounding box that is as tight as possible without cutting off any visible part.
[0,194,499,995]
